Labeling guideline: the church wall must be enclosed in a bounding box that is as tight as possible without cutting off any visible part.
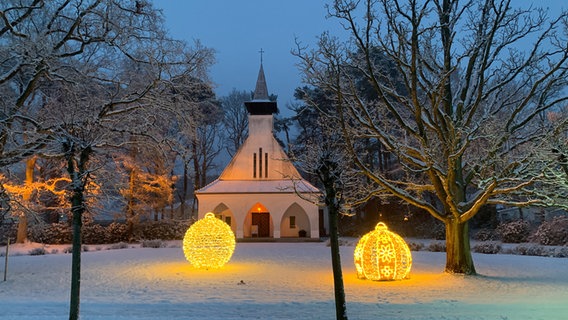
[196,193,320,239]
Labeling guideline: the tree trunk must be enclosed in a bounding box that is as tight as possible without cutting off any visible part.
[320,160,348,320]
[444,218,476,275]
[16,157,36,243]
[180,161,188,219]
[126,169,136,240]
[192,137,200,220]
[328,202,348,320]
[66,145,91,320]
[15,215,27,244]
[69,185,83,320]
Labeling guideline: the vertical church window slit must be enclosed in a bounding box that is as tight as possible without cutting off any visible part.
[259,148,263,178]
[253,153,257,178]
[265,153,268,178]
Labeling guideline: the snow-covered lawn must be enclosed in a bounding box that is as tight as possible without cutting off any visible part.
[1,241,567,319]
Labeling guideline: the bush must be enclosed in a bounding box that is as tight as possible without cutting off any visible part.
[406,241,424,251]
[29,247,46,255]
[105,222,129,243]
[427,241,446,252]
[107,242,129,250]
[0,222,16,245]
[513,244,549,257]
[553,247,568,258]
[473,228,499,241]
[29,223,72,244]
[26,220,191,244]
[413,220,445,239]
[531,216,568,246]
[141,239,164,248]
[472,242,501,254]
[82,223,108,244]
[496,220,530,243]
[136,220,192,240]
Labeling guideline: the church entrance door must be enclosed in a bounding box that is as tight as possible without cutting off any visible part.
[252,212,270,237]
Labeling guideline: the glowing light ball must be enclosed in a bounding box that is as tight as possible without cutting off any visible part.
[354,222,412,281]
[183,212,236,269]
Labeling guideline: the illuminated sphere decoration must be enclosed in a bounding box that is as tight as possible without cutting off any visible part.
[354,222,412,281]
[183,212,236,269]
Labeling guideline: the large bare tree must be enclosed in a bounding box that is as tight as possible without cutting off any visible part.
[296,0,568,274]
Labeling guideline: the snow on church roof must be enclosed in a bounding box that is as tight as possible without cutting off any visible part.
[196,178,320,194]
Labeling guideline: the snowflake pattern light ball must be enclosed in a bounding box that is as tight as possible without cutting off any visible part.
[183,212,236,269]
[354,222,412,281]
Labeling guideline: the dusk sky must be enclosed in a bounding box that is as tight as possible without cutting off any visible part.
[154,1,567,116]
[154,0,346,115]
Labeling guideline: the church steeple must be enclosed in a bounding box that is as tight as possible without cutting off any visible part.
[245,52,278,115]
[253,63,269,101]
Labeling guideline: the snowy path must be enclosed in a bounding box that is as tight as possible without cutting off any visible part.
[1,242,567,319]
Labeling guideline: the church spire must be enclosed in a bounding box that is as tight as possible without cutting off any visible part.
[245,50,278,115]
[253,62,269,101]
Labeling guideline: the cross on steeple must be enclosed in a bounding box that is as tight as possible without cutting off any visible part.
[259,48,264,64]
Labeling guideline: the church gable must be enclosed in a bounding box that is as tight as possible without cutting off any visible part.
[219,126,300,181]
[218,63,300,181]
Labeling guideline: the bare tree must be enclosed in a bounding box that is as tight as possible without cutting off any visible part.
[0,1,214,319]
[159,75,220,219]
[220,89,251,157]
[290,97,371,319]
[296,0,568,274]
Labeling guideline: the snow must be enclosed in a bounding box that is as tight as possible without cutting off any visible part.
[1,241,567,319]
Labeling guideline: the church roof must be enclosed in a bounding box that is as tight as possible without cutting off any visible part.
[196,179,320,194]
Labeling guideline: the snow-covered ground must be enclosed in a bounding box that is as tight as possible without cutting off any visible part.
[1,240,567,319]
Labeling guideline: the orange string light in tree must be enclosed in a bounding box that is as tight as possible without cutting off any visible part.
[354,222,412,281]
[183,212,236,269]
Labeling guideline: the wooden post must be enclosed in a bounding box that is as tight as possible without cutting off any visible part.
[3,238,9,281]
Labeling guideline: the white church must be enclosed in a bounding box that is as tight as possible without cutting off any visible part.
[195,63,324,240]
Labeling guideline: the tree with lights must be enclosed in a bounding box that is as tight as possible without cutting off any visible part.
[296,0,568,275]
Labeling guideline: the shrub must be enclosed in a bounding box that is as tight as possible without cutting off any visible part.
[107,242,129,250]
[136,220,192,240]
[427,241,446,252]
[0,223,16,246]
[472,242,502,254]
[82,223,108,244]
[513,244,549,257]
[496,220,530,243]
[29,223,72,244]
[29,247,46,256]
[406,241,424,251]
[27,219,191,244]
[141,239,164,248]
[413,220,445,239]
[531,216,568,246]
[553,247,568,258]
[105,222,129,243]
[473,228,499,241]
